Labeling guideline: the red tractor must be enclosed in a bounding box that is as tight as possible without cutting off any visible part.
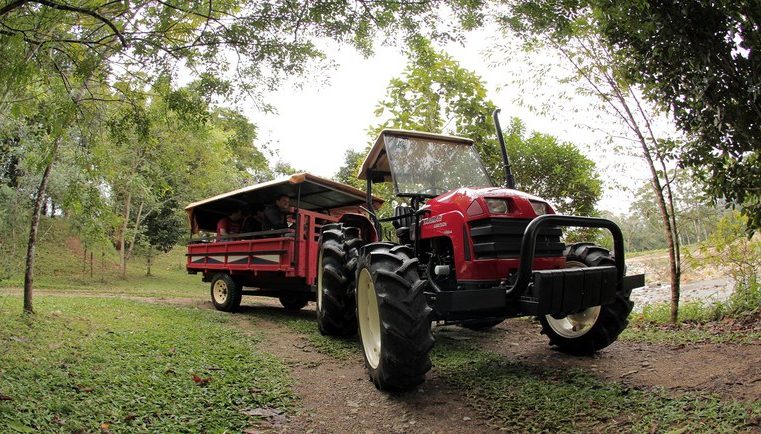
[315,110,644,391]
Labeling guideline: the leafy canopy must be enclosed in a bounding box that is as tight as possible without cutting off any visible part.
[340,38,602,217]
[505,0,761,231]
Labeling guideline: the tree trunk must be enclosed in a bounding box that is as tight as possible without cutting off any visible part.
[126,201,144,262]
[23,137,61,314]
[119,189,132,279]
[146,246,152,276]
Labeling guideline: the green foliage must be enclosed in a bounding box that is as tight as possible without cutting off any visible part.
[502,0,761,231]
[0,296,294,432]
[693,211,761,316]
[433,337,759,432]
[624,300,761,345]
[505,117,601,216]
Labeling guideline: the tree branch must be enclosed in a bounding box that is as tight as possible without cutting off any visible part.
[31,0,127,48]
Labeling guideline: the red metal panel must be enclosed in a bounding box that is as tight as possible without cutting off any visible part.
[186,208,340,285]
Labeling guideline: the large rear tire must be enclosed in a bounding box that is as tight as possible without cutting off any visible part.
[210,273,242,312]
[540,243,634,355]
[356,243,434,391]
[316,223,362,336]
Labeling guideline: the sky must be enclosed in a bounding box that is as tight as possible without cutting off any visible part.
[243,27,653,215]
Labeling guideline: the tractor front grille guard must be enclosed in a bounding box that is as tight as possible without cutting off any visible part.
[507,215,626,297]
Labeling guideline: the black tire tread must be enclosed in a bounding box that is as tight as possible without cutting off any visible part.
[358,243,434,391]
[317,223,362,336]
[210,273,242,312]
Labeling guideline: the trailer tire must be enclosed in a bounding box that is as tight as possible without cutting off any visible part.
[539,243,634,355]
[210,273,242,312]
[356,243,434,391]
[316,223,362,336]
[279,294,309,311]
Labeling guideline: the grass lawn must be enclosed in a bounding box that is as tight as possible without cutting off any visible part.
[0,296,294,433]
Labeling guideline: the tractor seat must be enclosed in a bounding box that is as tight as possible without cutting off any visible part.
[392,205,414,229]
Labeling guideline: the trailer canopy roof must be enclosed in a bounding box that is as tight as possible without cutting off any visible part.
[357,129,474,182]
[186,173,383,232]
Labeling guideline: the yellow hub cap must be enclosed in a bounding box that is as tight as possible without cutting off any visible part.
[546,306,601,338]
[213,279,228,304]
[357,268,381,369]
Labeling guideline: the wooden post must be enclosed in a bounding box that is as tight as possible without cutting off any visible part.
[90,251,93,279]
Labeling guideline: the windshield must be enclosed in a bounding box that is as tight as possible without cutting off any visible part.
[384,135,494,196]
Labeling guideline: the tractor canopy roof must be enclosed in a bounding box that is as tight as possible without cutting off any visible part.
[358,129,493,197]
[185,172,383,233]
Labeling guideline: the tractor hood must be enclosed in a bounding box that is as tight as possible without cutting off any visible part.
[421,187,556,220]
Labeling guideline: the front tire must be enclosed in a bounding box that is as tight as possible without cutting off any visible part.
[316,223,362,336]
[540,243,634,355]
[210,273,242,312]
[356,243,434,391]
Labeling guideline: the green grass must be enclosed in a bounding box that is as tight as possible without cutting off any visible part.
[622,297,761,345]
[431,338,760,433]
[0,296,294,433]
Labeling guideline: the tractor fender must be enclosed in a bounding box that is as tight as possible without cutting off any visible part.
[339,213,379,243]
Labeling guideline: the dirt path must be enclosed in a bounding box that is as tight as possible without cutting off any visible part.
[232,302,498,433]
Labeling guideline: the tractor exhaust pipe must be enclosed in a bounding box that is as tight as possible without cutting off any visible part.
[492,108,516,189]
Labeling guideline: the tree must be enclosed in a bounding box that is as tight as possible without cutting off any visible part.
[355,38,602,218]
[499,4,685,322]
[588,1,761,232]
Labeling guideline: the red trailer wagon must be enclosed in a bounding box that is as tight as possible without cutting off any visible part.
[185,173,382,312]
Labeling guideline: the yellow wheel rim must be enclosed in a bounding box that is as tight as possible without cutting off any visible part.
[357,268,381,369]
[212,279,228,304]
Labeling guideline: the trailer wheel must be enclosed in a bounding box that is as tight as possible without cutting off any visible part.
[316,223,362,336]
[279,294,309,311]
[356,243,434,391]
[210,273,242,312]
[539,243,634,355]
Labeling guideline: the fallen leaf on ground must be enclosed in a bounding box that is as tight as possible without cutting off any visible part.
[191,374,211,386]
[0,393,12,401]
[73,385,94,393]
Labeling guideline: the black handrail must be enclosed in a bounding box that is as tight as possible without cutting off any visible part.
[506,215,625,297]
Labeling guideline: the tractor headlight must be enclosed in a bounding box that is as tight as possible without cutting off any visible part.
[530,200,549,216]
[485,198,509,214]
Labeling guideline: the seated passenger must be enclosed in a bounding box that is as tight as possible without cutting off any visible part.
[241,205,264,234]
[262,194,290,230]
[216,208,243,241]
